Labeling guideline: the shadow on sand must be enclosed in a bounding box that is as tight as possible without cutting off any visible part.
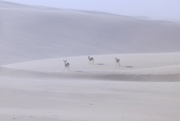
[96,63,105,66]
[73,70,88,73]
[125,65,134,68]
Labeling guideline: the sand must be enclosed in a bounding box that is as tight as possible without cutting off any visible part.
[1,1,180,121]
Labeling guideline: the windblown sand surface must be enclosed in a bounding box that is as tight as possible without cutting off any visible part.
[2,53,180,81]
[1,1,180,121]
[1,53,180,121]
[1,1,180,64]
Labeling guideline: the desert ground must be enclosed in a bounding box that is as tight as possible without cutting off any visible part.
[1,1,180,121]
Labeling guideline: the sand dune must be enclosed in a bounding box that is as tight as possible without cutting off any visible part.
[1,54,180,121]
[1,1,180,64]
[2,53,180,81]
[1,1,180,121]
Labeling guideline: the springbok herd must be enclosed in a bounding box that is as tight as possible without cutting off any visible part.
[63,56,120,71]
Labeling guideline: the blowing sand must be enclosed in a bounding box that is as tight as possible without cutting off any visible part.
[1,1,180,121]
[1,53,180,121]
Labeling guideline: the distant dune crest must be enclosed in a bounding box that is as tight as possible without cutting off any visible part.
[1,1,180,64]
[1,2,180,120]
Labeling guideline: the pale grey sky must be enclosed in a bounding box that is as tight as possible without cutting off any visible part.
[4,0,180,21]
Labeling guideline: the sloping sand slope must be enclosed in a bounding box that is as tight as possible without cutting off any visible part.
[1,53,180,121]
[1,1,180,64]
[2,53,180,81]
[1,1,180,121]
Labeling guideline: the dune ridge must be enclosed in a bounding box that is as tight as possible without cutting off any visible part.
[1,1,180,121]
[2,53,180,81]
[1,1,180,64]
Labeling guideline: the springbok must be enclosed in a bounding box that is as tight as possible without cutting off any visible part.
[88,56,94,64]
[63,60,70,71]
[115,57,120,67]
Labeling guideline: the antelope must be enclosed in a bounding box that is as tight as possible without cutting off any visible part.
[63,60,70,71]
[88,56,94,64]
[115,57,120,67]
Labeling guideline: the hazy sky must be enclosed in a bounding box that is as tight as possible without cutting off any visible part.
[4,0,180,21]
